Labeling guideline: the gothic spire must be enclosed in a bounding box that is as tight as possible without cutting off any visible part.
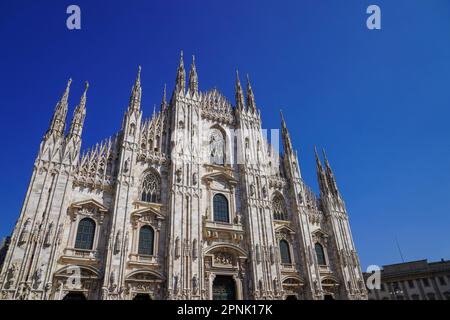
[246,74,256,113]
[47,78,72,138]
[161,83,167,111]
[315,146,329,196]
[280,110,293,154]
[129,66,142,111]
[235,70,245,111]
[188,55,198,95]
[68,81,88,139]
[175,51,186,94]
[322,148,339,197]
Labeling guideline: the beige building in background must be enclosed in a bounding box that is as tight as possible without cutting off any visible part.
[364,259,450,300]
[0,54,367,300]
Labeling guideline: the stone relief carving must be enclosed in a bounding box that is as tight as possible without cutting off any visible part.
[214,252,233,265]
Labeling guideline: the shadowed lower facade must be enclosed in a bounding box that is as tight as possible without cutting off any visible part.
[0,54,367,300]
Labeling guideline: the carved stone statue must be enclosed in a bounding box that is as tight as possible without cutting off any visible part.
[270,245,275,264]
[44,222,53,246]
[19,218,31,244]
[193,172,198,185]
[173,274,179,293]
[255,244,261,264]
[250,184,255,196]
[114,230,122,254]
[192,239,198,260]
[175,237,180,258]
[35,264,45,285]
[192,274,198,295]
[9,262,19,286]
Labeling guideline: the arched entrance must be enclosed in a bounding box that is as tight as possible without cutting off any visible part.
[133,293,152,301]
[212,275,236,300]
[62,292,87,300]
[324,294,334,301]
[286,295,298,300]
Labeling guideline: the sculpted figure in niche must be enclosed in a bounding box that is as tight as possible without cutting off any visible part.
[209,128,225,165]
[192,274,198,294]
[19,218,31,244]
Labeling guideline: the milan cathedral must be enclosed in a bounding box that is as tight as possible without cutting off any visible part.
[0,53,367,300]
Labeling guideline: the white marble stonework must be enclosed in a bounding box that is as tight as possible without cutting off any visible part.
[0,55,367,300]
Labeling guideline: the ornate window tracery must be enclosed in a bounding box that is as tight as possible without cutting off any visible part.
[75,218,96,250]
[272,194,288,220]
[213,193,229,223]
[209,128,225,165]
[140,171,161,203]
[138,225,154,256]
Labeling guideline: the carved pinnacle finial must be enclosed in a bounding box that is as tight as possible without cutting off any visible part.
[162,83,167,104]
[137,65,141,82]
[180,51,184,68]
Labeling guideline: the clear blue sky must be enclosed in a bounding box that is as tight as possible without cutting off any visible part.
[0,0,449,270]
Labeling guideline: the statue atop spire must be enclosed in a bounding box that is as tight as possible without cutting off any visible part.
[68,81,88,139]
[46,78,72,138]
[235,70,245,111]
[175,51,186,94]
[188,55,198,95]
[246,74,256,113]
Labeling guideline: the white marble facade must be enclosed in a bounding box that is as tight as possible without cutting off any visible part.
[0,54,367,300]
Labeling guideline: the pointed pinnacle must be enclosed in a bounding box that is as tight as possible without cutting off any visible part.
[179,51,184,68]
[236,70,242,87]
[162,83,167,103]
[314,146,321,165]
[322,148,329,164]
[136,65,142,82]
[280,109,286,124]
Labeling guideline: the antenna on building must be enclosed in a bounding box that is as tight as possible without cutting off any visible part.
[395,236,405,262]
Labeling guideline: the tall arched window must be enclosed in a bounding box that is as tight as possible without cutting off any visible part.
[315,243,326,265]
[213,194,229,223]
[280,240,292,264]
[273,194,287,220]
[141,171,161,203]
[209,128,225,165]
[75,218,96,250]
[138,226,154,256]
